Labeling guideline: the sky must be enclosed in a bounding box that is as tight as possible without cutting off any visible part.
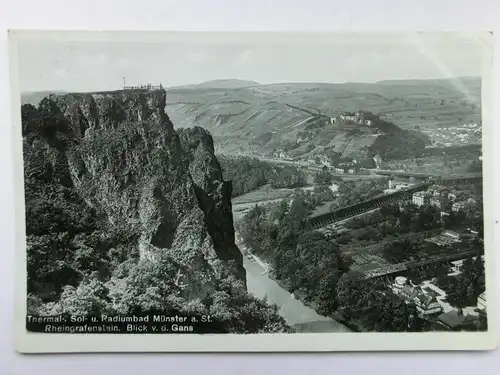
[16,33,486,92]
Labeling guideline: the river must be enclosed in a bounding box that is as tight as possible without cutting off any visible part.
[242,249,351,332]
[232,186,351,332]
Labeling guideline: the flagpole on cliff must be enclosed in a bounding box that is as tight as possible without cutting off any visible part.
[123,77,126,89]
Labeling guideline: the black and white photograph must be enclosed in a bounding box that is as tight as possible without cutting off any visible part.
[10,31,496,352]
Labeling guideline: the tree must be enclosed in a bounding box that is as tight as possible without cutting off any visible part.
[108,254,184,314]
[371,294,409,332]
[49,277,114,316]
[35,97,71,141]
[314,169,333,186]
[285,194,310,231]
[268,199,289,224]
[315,271,341,315]
[336,271,366,311]
[26,233,81,300]
[21,103,39,136]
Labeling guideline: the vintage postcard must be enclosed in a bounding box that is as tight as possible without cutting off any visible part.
[9,31,497,352]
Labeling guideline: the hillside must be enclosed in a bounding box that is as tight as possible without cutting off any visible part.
[166,78,480,161]
[170,79,260,90]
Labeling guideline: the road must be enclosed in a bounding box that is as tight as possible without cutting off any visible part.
[242,248,351,332]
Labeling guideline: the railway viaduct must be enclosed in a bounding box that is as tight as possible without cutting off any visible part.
[308,174,481,229]
[308,183,430,229]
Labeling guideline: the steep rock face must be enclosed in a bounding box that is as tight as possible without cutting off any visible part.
[41,89,245,299]
[177,127,244,280]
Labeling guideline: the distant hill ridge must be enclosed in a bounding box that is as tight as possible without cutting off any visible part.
[23,77,481,163]
[169,79,261,90]
[375,76,480,85]
[165,78,480,162]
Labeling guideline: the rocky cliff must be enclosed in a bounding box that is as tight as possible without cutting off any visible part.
[26,89,245,299]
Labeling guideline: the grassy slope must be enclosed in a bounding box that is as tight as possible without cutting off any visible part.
[166,78,481,158]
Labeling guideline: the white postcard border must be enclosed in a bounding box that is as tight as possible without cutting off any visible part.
[9,30,498,353]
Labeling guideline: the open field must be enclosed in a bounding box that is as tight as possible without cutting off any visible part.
[231,184,305,221]
[231,184,294,205]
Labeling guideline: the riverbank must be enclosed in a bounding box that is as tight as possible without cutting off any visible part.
[241,247,351,332]
[239,241,272,272]
[268,272,363,332]
[239,243,353,332]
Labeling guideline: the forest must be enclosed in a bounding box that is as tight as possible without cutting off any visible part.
[369,126,429,160]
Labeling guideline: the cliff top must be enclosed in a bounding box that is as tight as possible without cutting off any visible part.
[48,88,166,100]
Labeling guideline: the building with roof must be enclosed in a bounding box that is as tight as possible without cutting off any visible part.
[339,112,357,122]
[334,167,345,174]
[338,111,378,126]
[388,180,411,190]
[391,278,443,316]
[414,294,442,316]
[449,260,464,275]
[395,283,419,299]
[430,196,448,210]
[392,276,407,293]
[335,162,356,174]
[413,191,431,206]
[449,255,484,277]
[452,200,476,213]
